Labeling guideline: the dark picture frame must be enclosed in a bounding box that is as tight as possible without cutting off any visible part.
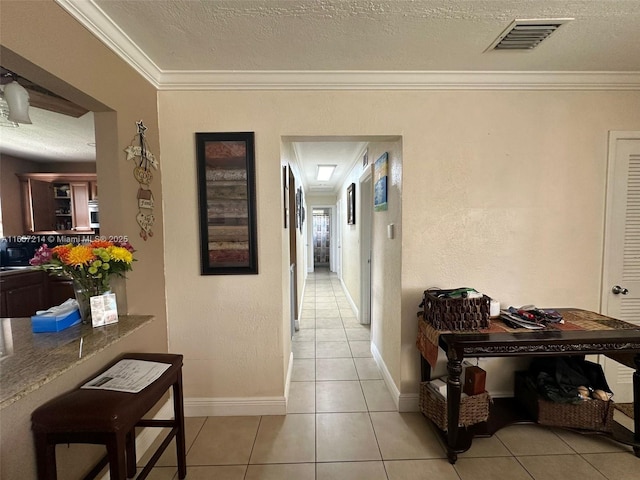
[347,183,356,225]
[282,165,289,229]
[196,132,258,274]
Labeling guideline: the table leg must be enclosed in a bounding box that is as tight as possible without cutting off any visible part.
[634,354,640,457]
[446,350,463,464]
[421,354,432,382]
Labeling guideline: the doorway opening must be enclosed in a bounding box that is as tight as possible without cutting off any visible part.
[313,208,331,268]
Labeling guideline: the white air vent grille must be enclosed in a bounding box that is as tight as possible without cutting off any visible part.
[487,19,573,51]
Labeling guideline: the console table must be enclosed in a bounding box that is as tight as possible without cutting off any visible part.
[418,309,640,463]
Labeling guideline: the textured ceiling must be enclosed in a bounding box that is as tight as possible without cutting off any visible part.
[0,108,95,163]
[91,0,640,72]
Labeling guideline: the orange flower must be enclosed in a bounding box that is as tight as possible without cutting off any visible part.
[52,244,72,262]
[64,245,96,266]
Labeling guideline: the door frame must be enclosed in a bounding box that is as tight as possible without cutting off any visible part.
[307,205,335,271]
[359,165,373,324]
[336,198,343,280]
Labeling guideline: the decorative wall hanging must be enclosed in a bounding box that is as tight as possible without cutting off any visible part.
[196,132,258,275]
[347,183,356,225]
[282,165,289,229]
[125,121,158,240]
[374,152,388,212]
[295,187,305,234]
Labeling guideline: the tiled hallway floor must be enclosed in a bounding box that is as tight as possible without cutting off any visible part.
[141,268,638,479]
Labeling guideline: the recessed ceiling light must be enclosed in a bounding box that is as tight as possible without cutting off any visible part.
[316,164,336,181]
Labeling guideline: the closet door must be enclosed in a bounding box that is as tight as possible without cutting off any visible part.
[601,131,640,402]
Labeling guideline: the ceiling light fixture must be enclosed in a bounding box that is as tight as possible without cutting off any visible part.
[316,164,336,181]
[3,79,32,124]
[0,91,18,128]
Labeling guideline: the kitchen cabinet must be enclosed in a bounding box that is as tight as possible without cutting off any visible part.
[17,173,97,234]
[46,275,75,307]
[0,270,46,317]
[0,270,74,318]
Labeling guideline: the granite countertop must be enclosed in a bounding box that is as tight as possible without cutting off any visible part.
[0,315,154,409]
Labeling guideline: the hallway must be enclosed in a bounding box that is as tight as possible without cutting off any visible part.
[139,268,637,479]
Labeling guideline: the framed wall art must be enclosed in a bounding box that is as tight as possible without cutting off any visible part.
[196,132,258,274]
[282,165,289,229]
[374,152,388,212]
[347,183,356,225]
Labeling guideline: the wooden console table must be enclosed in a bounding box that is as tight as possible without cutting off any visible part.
[418,309,640,464]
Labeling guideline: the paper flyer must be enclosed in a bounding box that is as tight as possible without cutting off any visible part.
[90,292,118,327]
[81,359,171,393]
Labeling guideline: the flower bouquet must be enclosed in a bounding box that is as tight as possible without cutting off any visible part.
[30,240,135,324]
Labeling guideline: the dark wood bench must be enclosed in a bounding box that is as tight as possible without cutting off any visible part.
[31,353,186,480]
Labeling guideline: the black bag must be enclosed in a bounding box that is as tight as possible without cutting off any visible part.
[528,357,612,404]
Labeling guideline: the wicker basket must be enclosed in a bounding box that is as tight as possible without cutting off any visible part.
[514,372,614,433]
[419,382,490,431]
[421,290,490,331]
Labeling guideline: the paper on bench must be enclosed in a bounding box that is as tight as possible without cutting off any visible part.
[81,359,171,393]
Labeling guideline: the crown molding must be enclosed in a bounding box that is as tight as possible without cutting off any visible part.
[56,0,162,88]
[156,70,640,91]
[58,0,640,91]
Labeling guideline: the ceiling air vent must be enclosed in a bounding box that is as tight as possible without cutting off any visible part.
[486,18,573,51]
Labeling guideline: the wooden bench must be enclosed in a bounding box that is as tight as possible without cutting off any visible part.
[31,353,186,480]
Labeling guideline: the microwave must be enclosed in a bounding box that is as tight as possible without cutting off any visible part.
[88,200,99,229]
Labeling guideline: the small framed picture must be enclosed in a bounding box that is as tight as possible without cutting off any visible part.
[347,183,356,225]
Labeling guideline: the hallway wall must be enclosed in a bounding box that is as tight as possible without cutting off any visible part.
[159,88,640,409]
[366,142,403,393]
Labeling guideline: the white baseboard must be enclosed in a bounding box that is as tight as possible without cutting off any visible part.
[184,396,286,416]
[398,393,420,412]
[371,342,419,412]
[339,277,359,319]
[284,351,294,409]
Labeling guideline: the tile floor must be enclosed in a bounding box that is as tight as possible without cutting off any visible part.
[138,268,638,479]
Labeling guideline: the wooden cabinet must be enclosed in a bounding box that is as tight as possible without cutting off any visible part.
[0,271,74,317]
[46,275,75,307]
[17,173,97,234]
[0,270,47,318]
[70,182,92,232]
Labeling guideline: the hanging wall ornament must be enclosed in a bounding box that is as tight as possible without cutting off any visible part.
[125,120,158,240]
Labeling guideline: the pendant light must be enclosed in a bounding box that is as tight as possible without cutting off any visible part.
[4,80,32,124]
[0,91,18,127]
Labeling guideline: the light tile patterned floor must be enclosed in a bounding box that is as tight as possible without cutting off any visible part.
[136,268,638,479]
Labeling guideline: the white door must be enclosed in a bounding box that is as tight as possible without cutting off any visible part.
[359,166,373,324]
[601,131,640,402]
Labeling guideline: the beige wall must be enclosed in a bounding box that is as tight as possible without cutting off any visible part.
[0,2,168,477]
[399,91,640,396]
[159,89,640,408]
[367,142,404,390]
